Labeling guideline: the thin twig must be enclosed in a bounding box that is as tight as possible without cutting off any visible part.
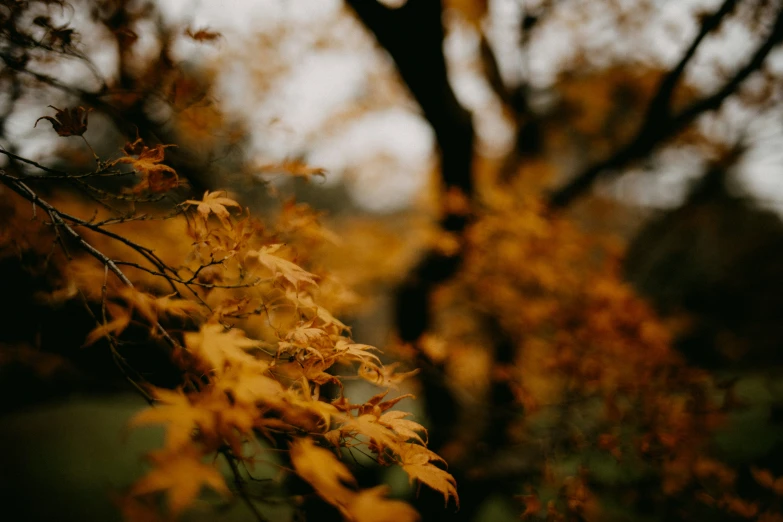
[221,448,272,522]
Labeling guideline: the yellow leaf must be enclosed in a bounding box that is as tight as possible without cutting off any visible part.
[340,414,399,452]
[183,190,241,230]
[335,338,381,367]
[358,361,419,388]
[83,308,131,346]
[129,388,213,449]
[290,439,419,522]
[246,244,318,289]
[348,486,420,522]
[399,443,458,508]
[184,324,261,375]
[379,411,427,445]
[255,160,326,182]
[290,438,356,508]
[131,448,229,516]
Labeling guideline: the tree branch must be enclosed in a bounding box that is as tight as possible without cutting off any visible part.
[549,0,783,209]
[345,0,474,204]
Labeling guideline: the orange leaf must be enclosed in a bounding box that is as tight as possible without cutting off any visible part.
[131,448,229,516]
[399,443,458,508]
[183,190,241,230]
[115,142,178,193]
[246,244,318,289]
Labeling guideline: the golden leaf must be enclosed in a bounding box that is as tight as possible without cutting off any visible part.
[348,486,420,522]
[131,448,229,516]
[184,324,261,374]
[290,438,356,508]
[256,160,326,182]
[246,244,318,289]
[399,443,458,508]
[358,361,419,388]
[183,191,241,230]
[290,439,420,522]
[129,388,214,449]
[378,410,427,445]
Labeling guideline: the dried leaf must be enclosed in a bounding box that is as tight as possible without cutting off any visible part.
[115,142,179,193]
[35,105,91,137]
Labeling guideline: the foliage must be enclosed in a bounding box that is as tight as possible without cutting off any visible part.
[4,1,783,522]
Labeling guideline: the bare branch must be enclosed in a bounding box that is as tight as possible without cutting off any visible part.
[549,1,783,209]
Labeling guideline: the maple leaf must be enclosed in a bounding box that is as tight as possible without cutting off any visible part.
[285,320,330,347]
[334,338,381,367]
[348,486,421,522]
[290,438,356,508]
[83,302,131,346]
[114,142,178,193]
[246,244,318,289]
[129,388,214,449]
[131,448,229,516]
[356,391,415,417]
[378,411,427,445]
[359,361,419,388]
[35,105,91,137]
[154,295,204,319]
[399,442,459,508]
[290,439,420,522]
[184,324,262,375]
[340,414,399,452]
[183,191,241,230]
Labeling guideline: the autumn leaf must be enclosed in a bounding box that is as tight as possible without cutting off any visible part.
[184,324,262,374]
[340,414,399,452]
[183,191,241,230]
[114,142,179,193]
[246,244,318,289]
[35,105,91,137]
[255,159,327,182]
[348,486,421,522]
[358,361,419,388]
[83,302,131,346]
[334,338,381,367]
[399,442,459,508]
[290,439,420,522]
[290,438,356,509]
[356,391,414,417]
[129,388,214,449]
[131,448,229,516]
[378,410,427,445]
